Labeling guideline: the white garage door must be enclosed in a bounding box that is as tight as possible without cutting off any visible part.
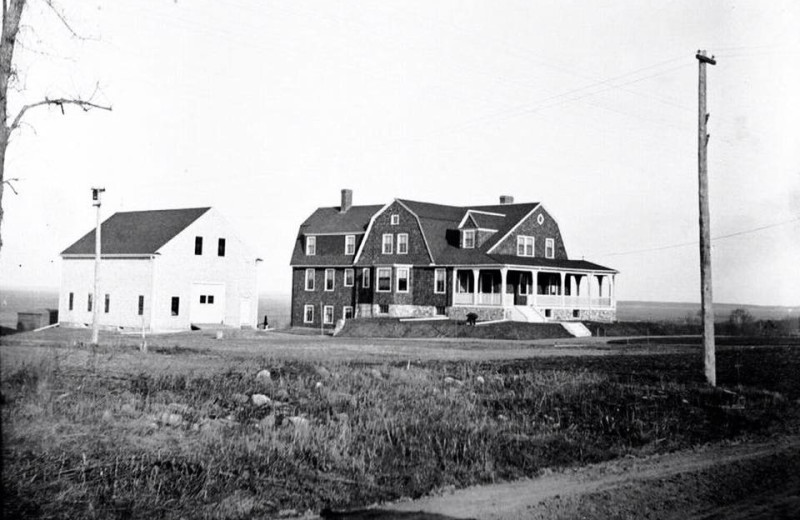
[190,283,226,324]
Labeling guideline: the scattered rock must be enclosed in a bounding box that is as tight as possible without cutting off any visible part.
[287,416,310,430]
[159,412,184,427]
[277,509,297,518]
[101,409,113,422]
[315,381,323,390]
[368,368,383,380]
[258,414,276,430]
[476,376,485,384]
[275,388,290,401]
[256,369,271,381]
[315,366,332,380]
[215,331,224,340]
[251,394,271,407]
[231,393,249,405]
[444,376,463,386]
[120,403,137,417]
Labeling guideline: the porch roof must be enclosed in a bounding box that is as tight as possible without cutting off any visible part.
[455,255,618,273]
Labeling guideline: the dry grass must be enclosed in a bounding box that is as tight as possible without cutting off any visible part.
[2,339,799,519]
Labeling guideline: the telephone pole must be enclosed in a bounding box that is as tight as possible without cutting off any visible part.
[696,50,716,387]
[90,187,105,346]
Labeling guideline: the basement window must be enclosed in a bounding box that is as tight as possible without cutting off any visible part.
[378,304,389,314]
[436,306,446,316]
[573,309,580,318]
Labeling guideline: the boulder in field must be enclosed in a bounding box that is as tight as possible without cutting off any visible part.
[255,369,271,381]
[251,394,271,407]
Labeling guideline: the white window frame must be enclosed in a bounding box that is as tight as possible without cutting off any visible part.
[324,268,335,291]
[397,233,409,254]
[376,267,392,292]
[343,306,353,320]
[323,305,334,325]
[390,214,399,225]
[306,236,316,256]
[362,268,371,288]
[382,233,394,254]
[463,229,475,249]
[519,272,531,295]
[305,268,315,291]
[344,235,356,255]
[545,238,555,259]
[344,268,354,287]
[396,267,410,293]
[517,235,535,257]
[304,304,314,324]
[434,268,446,294]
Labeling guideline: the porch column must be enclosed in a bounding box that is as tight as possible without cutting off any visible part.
[587,273,594,309]
[452,268,458,306]
[611,275,616,308]
[472,269,480,305]
[560,271,566,308]
[530,270,537,307]
[500,267,508,306]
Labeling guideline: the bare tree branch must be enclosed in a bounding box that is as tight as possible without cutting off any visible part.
[9,97,111,133]
[3,177,19,195]
[41,0,79,39]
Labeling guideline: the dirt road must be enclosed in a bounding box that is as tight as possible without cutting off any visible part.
[337,437,800,519]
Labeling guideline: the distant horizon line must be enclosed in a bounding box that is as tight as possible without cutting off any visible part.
[1,284,796,309]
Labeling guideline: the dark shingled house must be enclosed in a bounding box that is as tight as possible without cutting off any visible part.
[290,190,617,328]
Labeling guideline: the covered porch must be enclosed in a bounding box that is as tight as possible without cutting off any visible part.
[452,267,615,311]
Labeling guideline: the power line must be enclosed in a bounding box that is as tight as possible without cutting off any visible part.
[594,216,800,258]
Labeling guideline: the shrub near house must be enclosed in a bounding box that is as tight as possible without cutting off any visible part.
[290,190,618,328]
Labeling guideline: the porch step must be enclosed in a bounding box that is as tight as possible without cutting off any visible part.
[560,321,592,338]
[507,306,546,323]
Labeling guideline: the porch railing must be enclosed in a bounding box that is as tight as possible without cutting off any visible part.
[452,292,502,306]
[454,293,613,308]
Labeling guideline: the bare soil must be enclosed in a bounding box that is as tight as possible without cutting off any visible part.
[369,436,800,519]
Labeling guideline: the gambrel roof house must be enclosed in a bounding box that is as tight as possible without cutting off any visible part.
[290,190,617,329]
[59,207,259,331]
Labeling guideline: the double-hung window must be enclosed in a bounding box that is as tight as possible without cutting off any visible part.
[345,235,356,255]
[390,214,399,225]
[517,236,535,257]
[304,305,314,323]
[462,229,475,249]
[434,268,446,294]
[396,267,410,293]
[323,305,334,325]
[382,234,393,254]
[344,268,354,287]
[305,268,315,291]
[324,269,335,291]
[545,238,555,259]
[306,236,316,256]
[377,267,392,292]
[397,233,409,254]
[362,268,371,288]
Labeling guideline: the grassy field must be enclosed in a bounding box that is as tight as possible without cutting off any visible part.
[2,329,799,519]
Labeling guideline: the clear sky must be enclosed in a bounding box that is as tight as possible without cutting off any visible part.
[1,0,798,306]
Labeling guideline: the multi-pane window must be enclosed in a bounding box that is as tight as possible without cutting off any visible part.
[462,229,475,249]
[171,297,180,316]
[397,233,409,254]
[323,305,334,325]
[344,268,354,287]
[517,236,535,257]
[377,267,392,292]
[390,214,399,225]
[382,234,393,254]
[396,267,410,292]
[87,293,93,312]
[345,235,356,255]
[138,295,144,316]
[218,238,226,257]
[343,306,353,319]
[104,294,110,313]
[434,268,446,294]
[325,269,335,291]
[362,268,371,288]
[195,236,203,255]
[306,236,316,256]
[304,305,314,324]
[68,292,74,311]
[305,268,315,291]
[545,238,555,259]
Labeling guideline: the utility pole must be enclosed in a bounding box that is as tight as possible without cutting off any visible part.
[90,187,105,346]
[696,50,716,387]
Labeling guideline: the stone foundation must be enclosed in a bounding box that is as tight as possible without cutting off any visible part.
[359,304,439,319]
[537,307,616,322]
[448,306,506,322]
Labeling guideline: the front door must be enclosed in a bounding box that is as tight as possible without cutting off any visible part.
[190,283,225,324]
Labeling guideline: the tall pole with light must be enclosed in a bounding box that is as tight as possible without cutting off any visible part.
[90,187,105,346]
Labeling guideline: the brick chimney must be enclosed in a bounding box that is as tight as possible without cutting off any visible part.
[499,195,514,205]
[340,189,353,213]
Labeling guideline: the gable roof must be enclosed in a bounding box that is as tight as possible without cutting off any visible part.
[61,207,211,256]
[299,205,384,234]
